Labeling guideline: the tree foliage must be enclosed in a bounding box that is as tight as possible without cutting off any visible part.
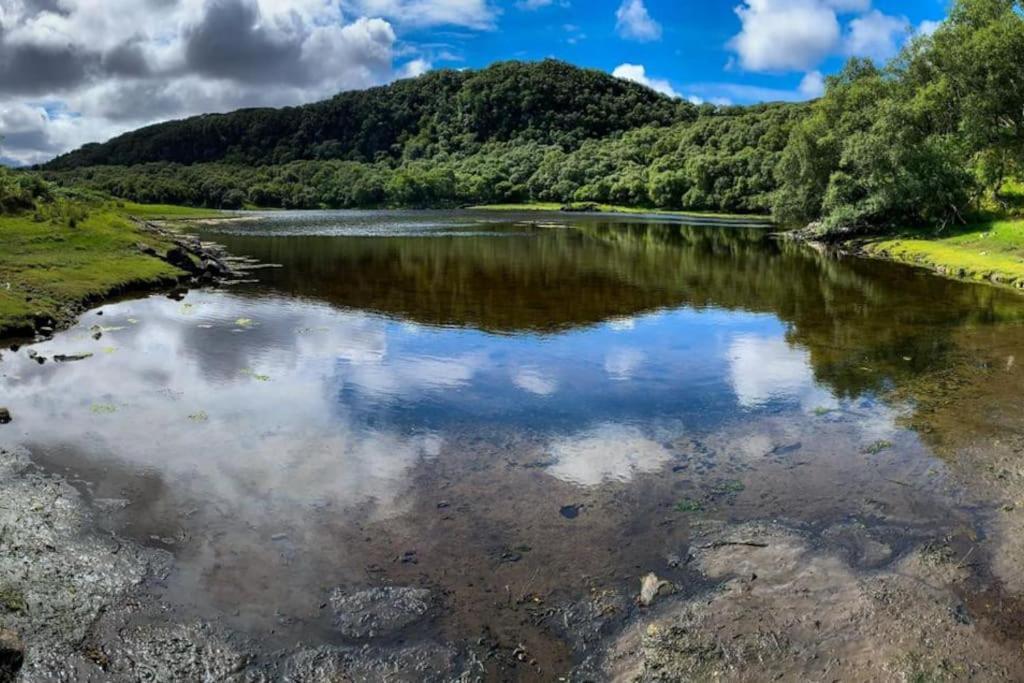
[45,60,694,169]
[39,2,1024,234]
[774,0,1024,234]
[47,104,802,214]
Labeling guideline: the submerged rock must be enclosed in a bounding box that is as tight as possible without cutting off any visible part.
[600,522,1024,681]
[0,627,25,681]
[329,586,434,639]
[54,353,93,363]
[0,447,169,680]
[283,642,466,683]
[560,504,582,519]
[102,622,250,681]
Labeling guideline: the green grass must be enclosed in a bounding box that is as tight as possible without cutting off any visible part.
[0,203,187,337]
[864,217,1024,291]
[471,202,772,222]
[117,202,227,220]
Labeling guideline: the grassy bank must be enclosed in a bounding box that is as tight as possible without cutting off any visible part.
[471,202,772,222]
[119,202,226,221]
[0,201,221,337]
[862,217,1024,291]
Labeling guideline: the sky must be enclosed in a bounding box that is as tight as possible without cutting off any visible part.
[0,0,948,167]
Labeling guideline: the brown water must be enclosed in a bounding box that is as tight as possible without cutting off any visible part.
[3,210,1024,678]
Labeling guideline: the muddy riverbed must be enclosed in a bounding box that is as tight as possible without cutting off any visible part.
[2,211,1024,681]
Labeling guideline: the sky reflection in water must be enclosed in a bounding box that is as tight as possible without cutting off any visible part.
[3,211,1020,644]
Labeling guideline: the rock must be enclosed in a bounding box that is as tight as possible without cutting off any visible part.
[560,504,582,519]
[164,247,198,274]
[638,573,673,607]
[0,408,10,425]
[25,349,48,364]
[202,259,227,277]
[283,642,467,683]
[0,627,25,681]
[54,353,93,363]
[329,586,433,639]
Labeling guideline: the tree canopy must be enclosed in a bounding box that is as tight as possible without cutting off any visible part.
[40,1,1024,235]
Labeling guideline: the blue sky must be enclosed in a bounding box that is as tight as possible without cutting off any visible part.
[0,0,949,165]
[400,0,947,104]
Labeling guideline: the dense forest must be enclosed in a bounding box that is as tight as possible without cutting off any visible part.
[47,61,693,169]
[34,0,1024,235]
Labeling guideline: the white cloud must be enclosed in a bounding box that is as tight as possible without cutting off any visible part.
[916,19,942,37]
[0,0,481,165]
[513,368,558,396]
[729,0,911,73]
[517,0,569,9]
[729,0,843,72]
[546,423,673,487]
[845,9,909,62]
[798,70,825,97]
[396,57,432,78]
[604,347,646,382]
[348,0,499,29]
[727,334,836,410]
[615,0,661,42]
[612,63,678,98]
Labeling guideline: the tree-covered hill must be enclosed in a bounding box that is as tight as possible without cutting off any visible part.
[38,0,1024,234]
[45,60,695,169]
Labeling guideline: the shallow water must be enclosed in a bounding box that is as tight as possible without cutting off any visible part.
[4,210,1024,677]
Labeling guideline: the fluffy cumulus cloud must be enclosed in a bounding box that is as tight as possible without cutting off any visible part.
[844,9,909,61]
[0,0,482,165]
[798,70,825,97]
[729,0,911,73]
[612,63,678,98]
[615,0,661,42]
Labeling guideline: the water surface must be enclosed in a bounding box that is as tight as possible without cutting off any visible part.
[3,210,1024,676]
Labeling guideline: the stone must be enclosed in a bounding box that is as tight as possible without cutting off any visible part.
[0,627,25,681]
[638,573,673,607]
[164,247,198,274]
[0,408,10,425]
[53,353,93,363]
[329,586,433,639]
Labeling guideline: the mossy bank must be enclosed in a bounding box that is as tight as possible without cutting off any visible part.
[860,217,1024,293]
[0,200,227,339]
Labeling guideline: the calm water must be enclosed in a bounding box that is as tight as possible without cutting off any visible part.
[3,210,1024,676]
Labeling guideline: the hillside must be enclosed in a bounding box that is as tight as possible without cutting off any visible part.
[45,60,695,170]
[39,0,1024,235]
